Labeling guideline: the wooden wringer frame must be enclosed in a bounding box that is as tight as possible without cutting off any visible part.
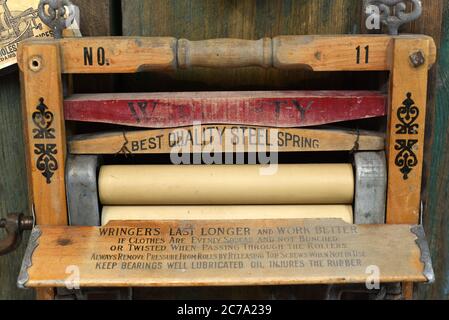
[0,0,437,299]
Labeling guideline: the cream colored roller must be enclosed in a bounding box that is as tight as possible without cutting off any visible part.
[99,164,354,205]
[102,205,353,225]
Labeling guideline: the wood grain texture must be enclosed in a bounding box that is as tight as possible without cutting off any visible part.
[59,37,178,74]
[17,45,65,301]
[71,0,118,94]
[63,91,387,128]
[2,1,440,296]
[72,0,117,37]
[273,35,434,71]
[385,38,431,225]
[18,42,68,226]
[21,220,429,288]
[0,72,34,300]
[0,0,115,300]
[69,126,384,155]
[406,1,446,300]
[120,0,381,91]
[416,1,449,300]
[122,0,362,40]
[360,0,446,299]
[120,0,441,299]
[178,35,436,71]
[53,35,435,74]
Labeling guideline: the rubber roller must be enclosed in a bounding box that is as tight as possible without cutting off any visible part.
[99,164,354,205]
[101,205,353,225]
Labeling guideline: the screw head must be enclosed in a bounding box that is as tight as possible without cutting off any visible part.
[409,51,425,68]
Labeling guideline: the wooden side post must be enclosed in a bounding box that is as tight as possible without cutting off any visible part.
[386,37,432,299]
[387,38,431,223]
[18,41,68,300]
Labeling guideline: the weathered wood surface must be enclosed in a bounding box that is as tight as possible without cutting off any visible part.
[18,43,68,226]
[0,72,34,300]
[384,38,431,297]
[72,0,118,37]
[69,125,384,155]
[121,0,379,92]
[123,0,365,38]
[385,38,431,225]
[416,1,449,300]
[19,219,430,288]
[64,91,386,128]
[17,31,69,304]
[0,0,445,300]
[121,0,447,299]
[0,0,114,300]
[361,0,446,299]
[71,0,118,94]
[49,35,436,74]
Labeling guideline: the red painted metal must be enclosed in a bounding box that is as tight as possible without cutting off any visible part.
[64,91,386,128]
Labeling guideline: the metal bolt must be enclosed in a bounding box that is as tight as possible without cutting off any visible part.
[20,216,34,231]
[409,51,425,68]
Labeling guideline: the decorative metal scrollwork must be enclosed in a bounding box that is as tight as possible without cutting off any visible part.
[395,139,418,180]
[31,98,58,184]
[394,92,420,180]
[396,92,419,134]
[34,143,58,184]
[364,0,423,35]
[32,98,55,139]
[38,0,78,39]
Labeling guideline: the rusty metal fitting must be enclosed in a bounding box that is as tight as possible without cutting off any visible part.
[0,213,34,256]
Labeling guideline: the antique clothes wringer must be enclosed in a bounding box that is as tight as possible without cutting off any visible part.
[0,0,436,299]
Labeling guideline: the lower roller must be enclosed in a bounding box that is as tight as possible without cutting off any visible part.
[101,205,353,225]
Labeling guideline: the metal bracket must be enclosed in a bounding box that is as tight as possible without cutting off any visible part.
[17,226,41,289]
[411,225,435,283]
[0,213,34,256]
[354,152,387,224]
[38,0,78,39]
[364,0,423,35]
[66,155,101,226]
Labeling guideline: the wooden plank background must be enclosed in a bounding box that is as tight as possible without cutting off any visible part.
[0,71,33,300]
[0,0,447,299]
[119,0,380,92]
[416,1,449,300]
